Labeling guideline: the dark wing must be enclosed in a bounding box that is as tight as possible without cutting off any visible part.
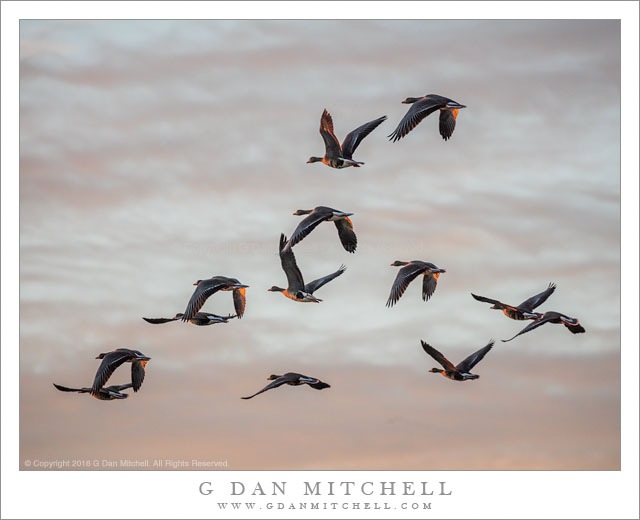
[334,218,357,253]
[131,360,148,392]
[182,279,227,321]
[388,97,443,142]
[110,383,134,392]
[319,109,342,158]
[279,234,305,291]
[53,383,87,393]
[232,287,246,319]
[286,210,329,250]
[471,293,523,315]
[142,317,178,324]
[241,376,290,400]
[422,272,440,302]
[518,283,556,312]
[91,350,132,394]
[340,115,387,159]
[420,340,457,371]
[559,316,585,334]
[304,265,346,294]
[456,341,494,373]
[308,381,331,390]
[471,293,507,307]
[386,263,427,307]
[438,108,458,141]
[502,316,555,342]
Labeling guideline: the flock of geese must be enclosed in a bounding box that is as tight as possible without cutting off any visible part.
[53,94,585,400]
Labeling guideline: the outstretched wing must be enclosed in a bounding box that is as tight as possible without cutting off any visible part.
[386,263,426,307]
[340,115,387,159]
[91,350,132,394]
[53,383,87,393]
[471,293,523,315]
[142,316,178,324]
[388,97,443,142]
[304,265,346,294]
[111,383,134,393]
[233,288,246,319]
[286,210,329,250]
[518,283,556,312]
[241,376,290,400]
[319,109,342,157]
[279,234,305,291]
[438,108,458,141]
[131,360,148,392]
[502,316,554,342]
[183,279,227,321]
[456,341,494,373]
[334,218,357,253]
[420,340,457,371]
[422,272,440,302]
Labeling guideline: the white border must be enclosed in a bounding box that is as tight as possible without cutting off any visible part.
[2,2,638,519]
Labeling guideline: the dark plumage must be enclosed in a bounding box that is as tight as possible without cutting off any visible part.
[182,276,248,321]
[143,312,237,326]
[471,283,557,321]
[388,94,466,142]
[53,382,133,401]
[421,340,494,381]
[307,109,387,168]
[386,260,445,307]
[269,233,346,303]
[91,348,150,396]
[241,372,330,399]
[284,206,357,253]
[502,311,585,342]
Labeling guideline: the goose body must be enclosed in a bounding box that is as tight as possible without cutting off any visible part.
[502,311,585,342]
[183,276,248,321]
[269,233,346,302]
[242,372,330,399]
[91,348,150,396]
[471,283,556,321]
[421,340,494,381]
[143,312,236,326]
[308,109,386,169]
[284,206,357,253]
[53,382,133,401]
[388,94,466,142]
[386,261,445,307]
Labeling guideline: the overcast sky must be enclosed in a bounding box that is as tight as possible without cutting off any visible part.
[19,19,620,470]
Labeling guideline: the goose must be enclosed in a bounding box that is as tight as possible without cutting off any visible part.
[388,94,466,142]
[502,311,585,342]
[242,372,330,399]
[269,233,345,303]
[386,261,445,307]
[91,348,150,396]
[183,276,248,321]
[143,312,236,326]
[283,206,357,253]
[53,382,133,401]
[421,340,494,381]
[307,109,386,168]
[471,283,556,321]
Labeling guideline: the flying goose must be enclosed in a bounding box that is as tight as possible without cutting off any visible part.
[388,94,466,142]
